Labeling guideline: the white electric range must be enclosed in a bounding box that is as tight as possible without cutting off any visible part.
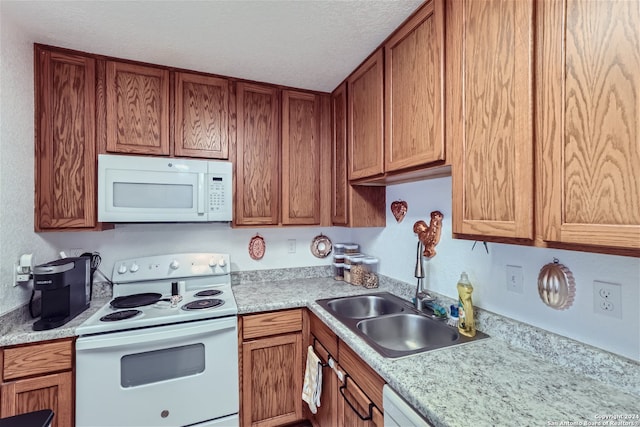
[76,253,239,427]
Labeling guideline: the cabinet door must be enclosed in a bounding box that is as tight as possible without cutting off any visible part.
[309,314,339,427]
[331,83,386,227]
[537,0,640,251]
[336,374,384,427]
[174,72,229,159]
[385,0,445,172]
[450,0,535,239]
[35,47,97,230]
[106,61,169,155]
[348,50,384,180]
[235,82,280,225]
[282,90,322,225]
[241,333,303,427]
[0,372,73,427]
[331,83,349,225]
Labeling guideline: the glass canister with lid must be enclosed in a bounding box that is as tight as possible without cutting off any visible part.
[361,256,379,288]
[348,255,366,286]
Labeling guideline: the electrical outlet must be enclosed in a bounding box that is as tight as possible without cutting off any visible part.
[593,281,622,319]
[506,265,524,293]
[287,239,296,254]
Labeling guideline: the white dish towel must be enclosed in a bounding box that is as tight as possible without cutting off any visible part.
[301,345,323,414]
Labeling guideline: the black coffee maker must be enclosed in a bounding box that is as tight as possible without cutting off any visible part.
[32,257,90,331]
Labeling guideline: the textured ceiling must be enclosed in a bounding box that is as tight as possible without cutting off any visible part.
[2,0,424,92]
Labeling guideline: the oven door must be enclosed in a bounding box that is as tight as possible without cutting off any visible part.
[76,317,239,427]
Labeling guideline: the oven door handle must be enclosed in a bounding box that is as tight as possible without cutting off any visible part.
[76,316,236,352]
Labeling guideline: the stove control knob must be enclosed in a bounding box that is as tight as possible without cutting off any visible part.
[169,260,180,270]
[218,258,227,267]
[117,264,127,274]
[129,263,139,273]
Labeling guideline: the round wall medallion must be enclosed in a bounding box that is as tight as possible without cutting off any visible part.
[310,234,332,258]
[537,259,576,310]
[249,235,266,260]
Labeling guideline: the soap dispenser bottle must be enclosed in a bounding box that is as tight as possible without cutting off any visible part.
[457,272,476,337]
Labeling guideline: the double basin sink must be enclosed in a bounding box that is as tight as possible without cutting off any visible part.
[316,292,488,358]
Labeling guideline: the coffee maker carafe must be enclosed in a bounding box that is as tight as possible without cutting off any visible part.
[32,257,90,331]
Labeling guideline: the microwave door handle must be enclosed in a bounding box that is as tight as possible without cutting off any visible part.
[197,173,205,214]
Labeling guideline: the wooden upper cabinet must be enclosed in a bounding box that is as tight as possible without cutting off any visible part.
[450,0,535,239]
[281,90,322,225]
[235,82,280,225]
[332,83,349,225]
[174,72,229,159]
[384,0,445,172]
[35,47,98,230]
[105,61,170,155]
[537,0,640,251]
[332,82,386,227]
[348,49,384,180]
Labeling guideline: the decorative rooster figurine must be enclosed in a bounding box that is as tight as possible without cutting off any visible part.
[413,210,444,258]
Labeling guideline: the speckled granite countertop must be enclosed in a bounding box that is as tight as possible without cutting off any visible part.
[0,297,110,347]
[232,276,640,427]
[2,272,638,427]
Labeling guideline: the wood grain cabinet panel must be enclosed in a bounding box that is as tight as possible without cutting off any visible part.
[1,339,74,427]
[336,374,384,427]
[35,46,100,231]
[309,313,338,427]
[537,0,640,251]
[384,0,445,172]
[2,340,72,381]
[106,61,169,155]
[348,50,384,180]
[239,310,305,426]
[235,82,280,226]
[174,72,229,159]
[0,372,73,427]
[450,0,535,239]
[331,83,349,225]
[282,90,322,225]
[331,83,386,227]
[242,309,303,340]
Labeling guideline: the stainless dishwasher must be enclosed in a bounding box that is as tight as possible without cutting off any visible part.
[383,385,432,427]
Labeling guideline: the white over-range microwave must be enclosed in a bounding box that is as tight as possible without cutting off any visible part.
[98,154,232,222]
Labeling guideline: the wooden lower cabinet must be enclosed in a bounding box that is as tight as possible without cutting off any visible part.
[308,313,338,427]
[0,339,74,427]
[240,309,304,427]
[308,311,384,427]
[337,343,385,427]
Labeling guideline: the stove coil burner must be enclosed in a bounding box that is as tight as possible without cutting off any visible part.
[110,293,162,309]
[194,289,223,297]
[100,309,142,322]
[182,299,225,311]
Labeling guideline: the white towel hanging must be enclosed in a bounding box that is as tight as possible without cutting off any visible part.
[301,345,323,414]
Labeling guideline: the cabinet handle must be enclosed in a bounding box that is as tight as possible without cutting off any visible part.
[339,375,373,421]
[312,336,331,367]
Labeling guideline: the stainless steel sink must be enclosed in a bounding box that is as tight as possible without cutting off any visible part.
[326,294,406,319]
[316,292,488,358]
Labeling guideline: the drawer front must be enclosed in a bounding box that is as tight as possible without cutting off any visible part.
[242,309,303,340]
[3,339,73,381]
[309,311,338,360]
